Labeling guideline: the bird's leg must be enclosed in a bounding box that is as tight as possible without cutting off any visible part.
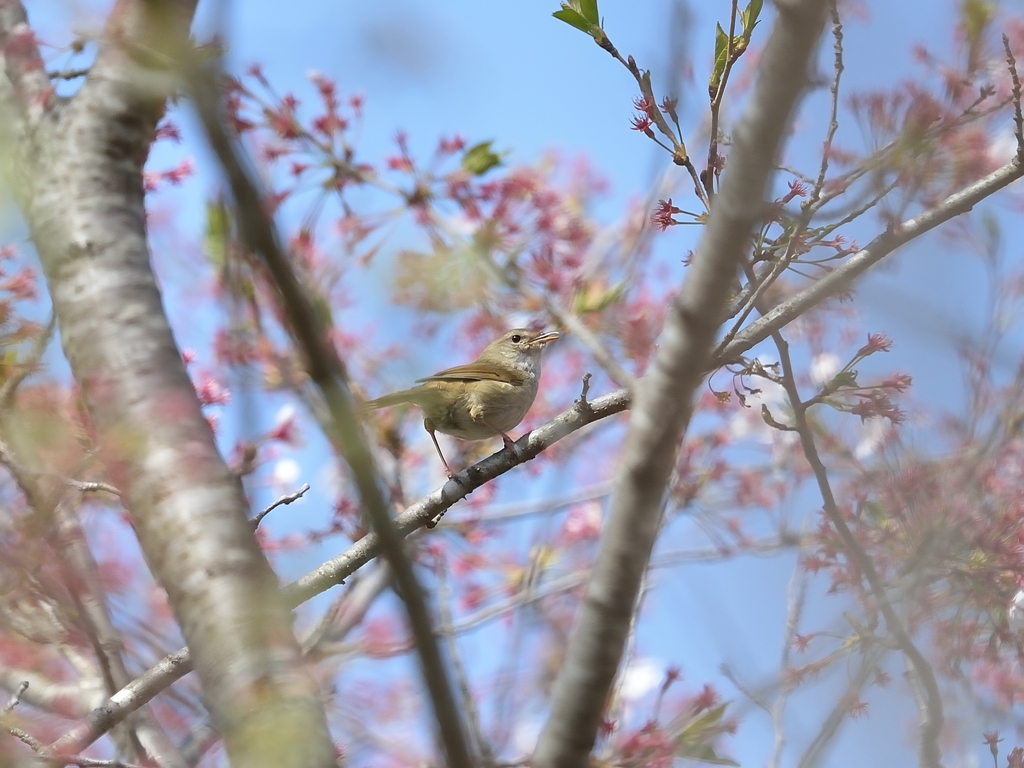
[482,418,520,458]
[423,419,456,480]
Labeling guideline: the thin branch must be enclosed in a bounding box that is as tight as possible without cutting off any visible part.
[1003,34,1024,158]
[323,539,811,661]
[301,562,391,656]
[0,668,97,718]
[770,563,808,768]
[795,644,885,768]
[68,479,121,496]
[437,481,612,525]
[716,156,1024,363]
[47,66,90,81]
[49,388,631,755]
[773,332,943,768]
[0,0,54,124]
[805,0,845,210]
[188,58,474,768]
[2,681,28,714]
[706,0,740,199]
[47,648,192,757]
[438,560,494,765]
[533,2,830,765]
[250,483,310,529]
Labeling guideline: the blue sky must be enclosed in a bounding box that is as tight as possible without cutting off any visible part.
[151,0,1024,764]
[15,0,1024,764]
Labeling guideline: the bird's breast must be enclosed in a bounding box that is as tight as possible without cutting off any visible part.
[433,379,538,440]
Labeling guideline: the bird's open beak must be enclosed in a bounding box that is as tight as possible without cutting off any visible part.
[528,331,560,346]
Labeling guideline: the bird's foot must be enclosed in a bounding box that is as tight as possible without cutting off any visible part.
[501,433,522,460]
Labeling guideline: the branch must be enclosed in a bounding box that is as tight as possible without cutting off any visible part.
[0,667,97,718]
[533,1,830,765]
[48,649,192,757]
[3,0,344,764]
[1003,34,1024,158]
[796,644,886,768]
[301,563,392,656]
[49,387,630,755]
[250,483,310,529]
[437,560,494,764]
[716,156,1024,362]
[2,680,28,714]
[0,0,53,124]
[773,333,942,768]
[187,58,474,768]
[52,496,186,768]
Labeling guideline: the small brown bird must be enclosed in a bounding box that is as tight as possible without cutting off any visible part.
[362,328,560,478]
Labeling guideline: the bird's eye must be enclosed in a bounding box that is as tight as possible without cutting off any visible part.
[510,334,523,343]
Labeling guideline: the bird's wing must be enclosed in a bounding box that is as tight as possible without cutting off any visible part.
[417,363,524,386]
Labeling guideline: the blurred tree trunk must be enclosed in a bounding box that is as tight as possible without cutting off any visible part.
[0,2,337,766]
[534,0,830,765]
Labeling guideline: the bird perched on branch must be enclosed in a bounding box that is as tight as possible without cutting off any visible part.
[362,328,560,478]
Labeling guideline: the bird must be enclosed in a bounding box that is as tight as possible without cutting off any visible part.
[362,328,560,478]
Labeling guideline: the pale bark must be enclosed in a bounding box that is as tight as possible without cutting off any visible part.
[0,2,336,766]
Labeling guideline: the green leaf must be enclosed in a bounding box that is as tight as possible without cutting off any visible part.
[553,7,592,33]
[639,69,655,105]
[863,501,889,524]
[462,141,505,176]
[393,243,494,312]
[204,199,231,270]
[572,280,626,314]
[682,702,729,736]
[710,22,728,92]
[578,0,600,25]
[675,704,739,766]
[826,370,859,393]
[675,743,740,767]
[741,0,763,38]
[962,0,994,51]
[309,288,335,329]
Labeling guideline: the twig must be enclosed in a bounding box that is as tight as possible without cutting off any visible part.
[769,563,808,768]
[437,560,494,765]
[250,483,310,529]
[716,156,1024,363]
[188,52,471,767]
[545,302,635,391]
[48,388,631,755]
[575,372,593,414]
[1003,34,1024,158]
[0,0,55,124]
[795,644,885,768]
[68,479,121,496]
[301,563,391,655]
[436,481,612,526]
[10,727,44,751]
[47,67,91,81]
[772,331,943,768]
[534,1,830,764]
[2,681,28,714]
[706,0,741,199]
[806,1,845,211]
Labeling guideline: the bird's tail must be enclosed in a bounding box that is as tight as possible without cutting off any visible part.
[361,389,418,411]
